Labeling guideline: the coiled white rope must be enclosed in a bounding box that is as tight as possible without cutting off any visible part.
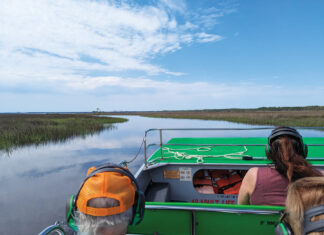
[151,146,249,164]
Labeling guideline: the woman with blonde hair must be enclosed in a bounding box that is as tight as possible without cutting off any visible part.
[276,177,324,235]
[238,126,321,206]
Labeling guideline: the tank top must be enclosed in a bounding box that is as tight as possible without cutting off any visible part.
[250,167,289,206]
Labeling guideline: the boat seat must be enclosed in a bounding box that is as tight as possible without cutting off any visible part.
[128,202,284,235]
[145,182,170,202]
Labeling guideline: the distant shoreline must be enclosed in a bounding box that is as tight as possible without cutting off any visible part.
[101,106,324,127]
[1,107,323,152]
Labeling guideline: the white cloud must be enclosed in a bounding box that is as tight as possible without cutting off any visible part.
[0,0,232,90]
[196,32,224,43]
[100,82,324,111]
[159,0,187,13]
[193,4,237,29]
[1,76,323,111]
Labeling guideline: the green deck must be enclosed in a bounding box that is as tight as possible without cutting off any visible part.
[148,137,324,165]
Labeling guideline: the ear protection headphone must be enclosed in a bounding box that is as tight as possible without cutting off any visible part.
[275,205,324,235]
[275,211,294,235]
[66,163,145,231]
[266,126,308,158]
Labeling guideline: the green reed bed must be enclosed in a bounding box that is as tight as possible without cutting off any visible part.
[0,114,127,152]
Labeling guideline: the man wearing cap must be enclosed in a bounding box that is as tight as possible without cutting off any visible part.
[73,165,138,235]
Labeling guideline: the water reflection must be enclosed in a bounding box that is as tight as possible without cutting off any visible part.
[0,116,323,234]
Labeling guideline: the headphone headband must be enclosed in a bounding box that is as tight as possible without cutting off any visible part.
[303,204,324,235]
[67,162,145,231]
[74,163,139,208]
[269,127,303,145]
[267,126,307,158]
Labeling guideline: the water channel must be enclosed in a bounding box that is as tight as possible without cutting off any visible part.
[1,115,324,234]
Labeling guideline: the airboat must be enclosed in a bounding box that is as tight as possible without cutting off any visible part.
[127,128,324,235]
[40,127,324,235]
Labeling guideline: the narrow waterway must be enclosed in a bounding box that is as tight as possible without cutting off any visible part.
[1,116,323,234]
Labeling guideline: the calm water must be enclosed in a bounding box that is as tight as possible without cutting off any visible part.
[1,116,323,234]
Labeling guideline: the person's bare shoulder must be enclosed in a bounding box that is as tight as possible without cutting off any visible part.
[238,167,259,205]
[247,167,258,178]
[243,167,258,193]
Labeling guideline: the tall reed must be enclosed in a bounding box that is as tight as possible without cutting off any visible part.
[0,114,127,153]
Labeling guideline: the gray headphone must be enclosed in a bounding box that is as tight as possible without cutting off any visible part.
[266,126,308,158]
[275,205,324,235]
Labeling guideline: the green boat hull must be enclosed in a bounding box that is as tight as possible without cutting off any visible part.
[128,202,283,235]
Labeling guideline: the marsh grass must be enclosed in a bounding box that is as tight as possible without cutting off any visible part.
[103,107,324,127]
[140,110,324,126]
[0,114,127,152]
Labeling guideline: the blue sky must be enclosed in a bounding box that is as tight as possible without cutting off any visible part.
[0,0,323,112]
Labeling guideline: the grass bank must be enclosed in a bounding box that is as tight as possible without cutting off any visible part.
[0,114,127,152]
[103,106,324,127]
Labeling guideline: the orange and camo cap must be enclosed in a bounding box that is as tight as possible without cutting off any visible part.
[76,166,135,217]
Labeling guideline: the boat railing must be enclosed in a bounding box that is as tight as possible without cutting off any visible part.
[143,127,324,168]
[38,221,65,235]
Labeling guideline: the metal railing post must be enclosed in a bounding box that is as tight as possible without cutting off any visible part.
[159,129,164,160]
[144,131,147,168]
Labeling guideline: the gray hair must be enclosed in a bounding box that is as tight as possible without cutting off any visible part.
[75,197,133,235]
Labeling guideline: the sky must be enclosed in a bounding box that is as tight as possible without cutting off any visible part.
[0,0,324,112]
